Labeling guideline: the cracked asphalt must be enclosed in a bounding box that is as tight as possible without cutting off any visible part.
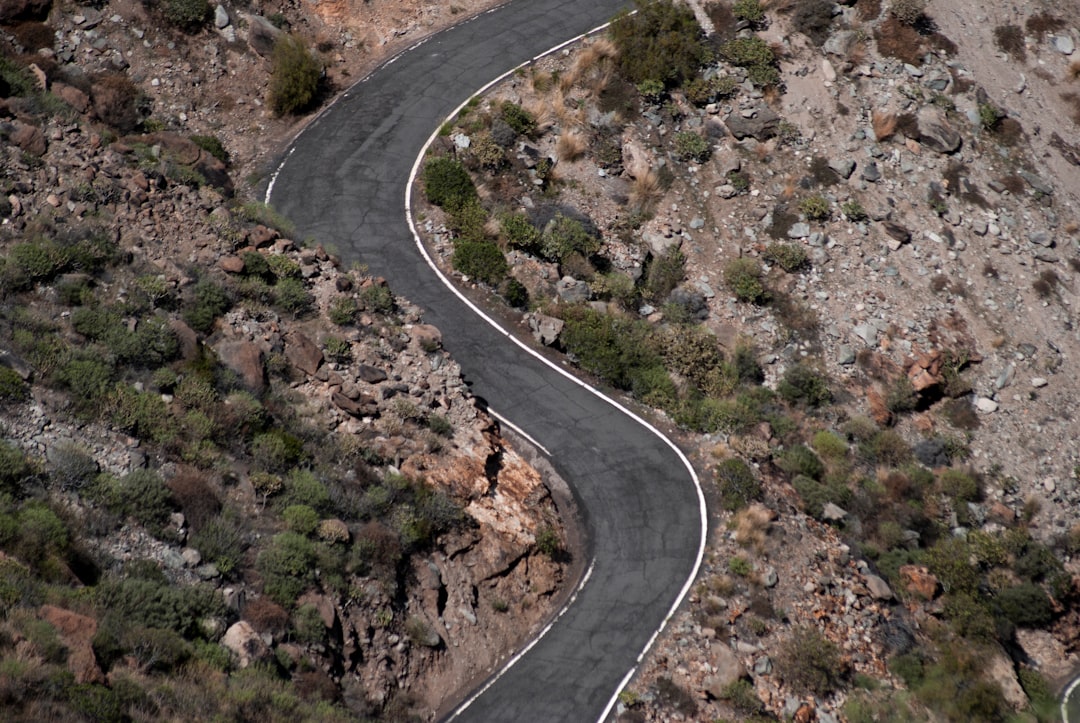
[266,1,706,719]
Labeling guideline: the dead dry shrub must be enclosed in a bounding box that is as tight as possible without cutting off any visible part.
[871,110,898,141]
[874,16,926,65]
[1067,60,1080,81]
[887,0,925,25]
[167,467,221,531]
[734,503,773,551]
[563,38,618,95]
[92,72,146,132]
[855,0,881,21]
[556,130,587,162]
[993,24,1026,61]
[1025,12,1064,41]
[242,596,289,635]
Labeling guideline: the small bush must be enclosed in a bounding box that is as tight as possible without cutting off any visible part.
[610,0,709,88]
[778,363,831,407]
[328,296,357,325]
[257,532,317,606]
[763,242,808,272]
[715,458,761,511]
[644,247,686,302]
[358,284,394,315]
[423,156,477,211]
[269,35,322,116]
[500,212,542,254]
[97,469,174,534]
[273,277,312,316]
[499,101,537,137]
[190,134,229,164]
[160,0,210,30]
[719,36,779,87]
[888,0,926,25]
[719,678,764,715]
[282,504,320,536]
[799,195,830,221]
[841,200,868,222]
[541,214,601,263]
[792,0,835,46]
[733,0,765,24]
[452,240,508,284]
[535,525,561,558]
[189,512,245,576]
[673,131,711,162]
[724,258,767,304]
[251,430,307,472]
[776,626,846,696]
[183,278,231,335]
[778,445,824,480]
[559,307,661,390]
[0,367,27,403]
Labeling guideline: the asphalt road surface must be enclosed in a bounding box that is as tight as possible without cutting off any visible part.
[266,2,707,720]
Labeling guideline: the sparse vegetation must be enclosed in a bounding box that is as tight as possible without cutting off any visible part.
[269,35,323,116]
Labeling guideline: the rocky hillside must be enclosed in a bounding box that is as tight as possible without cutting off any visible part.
[0,0,573,720]
[413,0,1080,720]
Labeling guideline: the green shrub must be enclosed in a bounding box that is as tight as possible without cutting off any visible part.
[778,363,831,407]
[841,200,868,222]
[452,240,508,284]
[636,78,666,102]
[0,366,27,403]
[541,214,601,262]
[238,202,296,237]
[889,0,927,25]
[724,257,767,304]
[183,279,231,335]
[535,525,561,557]
[423,156,477,211]
[644,247,686,302]
[282,504,320,536]
[763,242,808,272]
[995,582,1053,628]
[798,194,831,221]
[811,430,848,460]
[97,469,174,534]
[257,532,317,606]
[190,134,229,164]
[273,277,312,316]
[161,0,210,30]
[251,430,306,472]
[358,284,394,315]
[938,468,979,504]
[269,35,322,116]
[776,626,846,696]
[500,277,529,308]
[499,101,537,136]
[778,445,824,480]
[559,307,661,389]
[793,475,852,520]
[328,296,357,325]
[673,131,711,162]
[189,513,245,576]
[715,458,761,511]
[733,0,765,23]
[885,375,919,413]
[719,36,778,87]
[719,678,764,715]
[500,212,542,254]
[96,575,224,639]
[277,469,331,514]
[108,384,176,443]
[610,0,709,88]
[323,336,352,364]
[860,429,912,466]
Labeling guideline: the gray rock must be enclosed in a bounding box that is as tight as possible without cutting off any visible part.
[214,4,230,28]
[715,183,738,199]
[787,222,811,239]
[1054,34,1075,55]
[829,158,855,178]
[689,217,705,229]
[528,313,564,346]
[754,656,773,675]
[556,276,591,303]
[865,574,893,600]
[246,14,284,58]
[916,107,962,154]
[1031,377,1048,388]
[642,231,681,256]
[861,161,881,182]
[822,30,856,57]
[853,323,878,345]
[452,133,471,150]
[762,567,778,587]
[975,397,999,413]
[1030,231,1054,247]
[822,502,848,521]
[703,645,746,699]
[1019,170,1053,195]
[837,345,856,365]
[724,105,781,141]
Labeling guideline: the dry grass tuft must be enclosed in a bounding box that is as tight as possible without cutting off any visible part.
[734,503,773,552]
[629,167,663,212]
[874,16,926,66]
[556,130,587,162]
[780,175,797,200]
[561,38,618,95]
[1068,60,1080,81]
[993,24,1026,62]
[872,109,898,141]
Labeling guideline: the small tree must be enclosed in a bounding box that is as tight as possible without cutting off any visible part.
[269,35,322,116]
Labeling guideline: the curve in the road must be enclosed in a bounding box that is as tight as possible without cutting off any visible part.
[265,2,707,720]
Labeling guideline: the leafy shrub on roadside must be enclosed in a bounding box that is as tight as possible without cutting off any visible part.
[610,0,710,88]
[452,240,508,284]
[423,156,477,211]
[799,194,830,221]
[190,134,229,164]
[559,307,661,390]
[500,212,542,254]
[183,278,231,334]
[715,458,761,511]
[499,101,537,137]
[541,214,601,263]
[269,35,322,116]
[718,36,779,87]
[776,626,847,696]
[733,0,765,24]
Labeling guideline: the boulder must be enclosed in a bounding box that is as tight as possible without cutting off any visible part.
[555,276,590,303]
[703,645,746,698]
[222,620,271,668]
[724,105,781,141]
[411,324,441,351]
[865,573,893,600]
[53,83,91,114]
[247,14,284,58]
[216,340,266,393]
[9,121,46,156]
[356,364,387,383]
[916,107,962,154]
[898,564,939,599]
[331,391,378,417]
[168,319,200,362]
[528,313,564,347]
[285,332,322,376]
[985,651,1028,710]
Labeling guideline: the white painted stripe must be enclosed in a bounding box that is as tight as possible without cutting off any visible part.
[402,18,707,723]
[1063,674,1080,722]
[488,407,551,456]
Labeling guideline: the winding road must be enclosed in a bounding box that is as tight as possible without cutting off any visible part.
[265,2,707,720]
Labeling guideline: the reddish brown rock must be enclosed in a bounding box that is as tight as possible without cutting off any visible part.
[39,605,104,685]
[53,83,91,113]
[222,620,271,668]
[899,564,939,600]
[168,319,200,362]
[219,255,245,273]
[216,340,266,393]
[285,331,322,376]
[411,323,442,351]
[249,224,278,248]
[866,387,893,427]
[10,121,46,156]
